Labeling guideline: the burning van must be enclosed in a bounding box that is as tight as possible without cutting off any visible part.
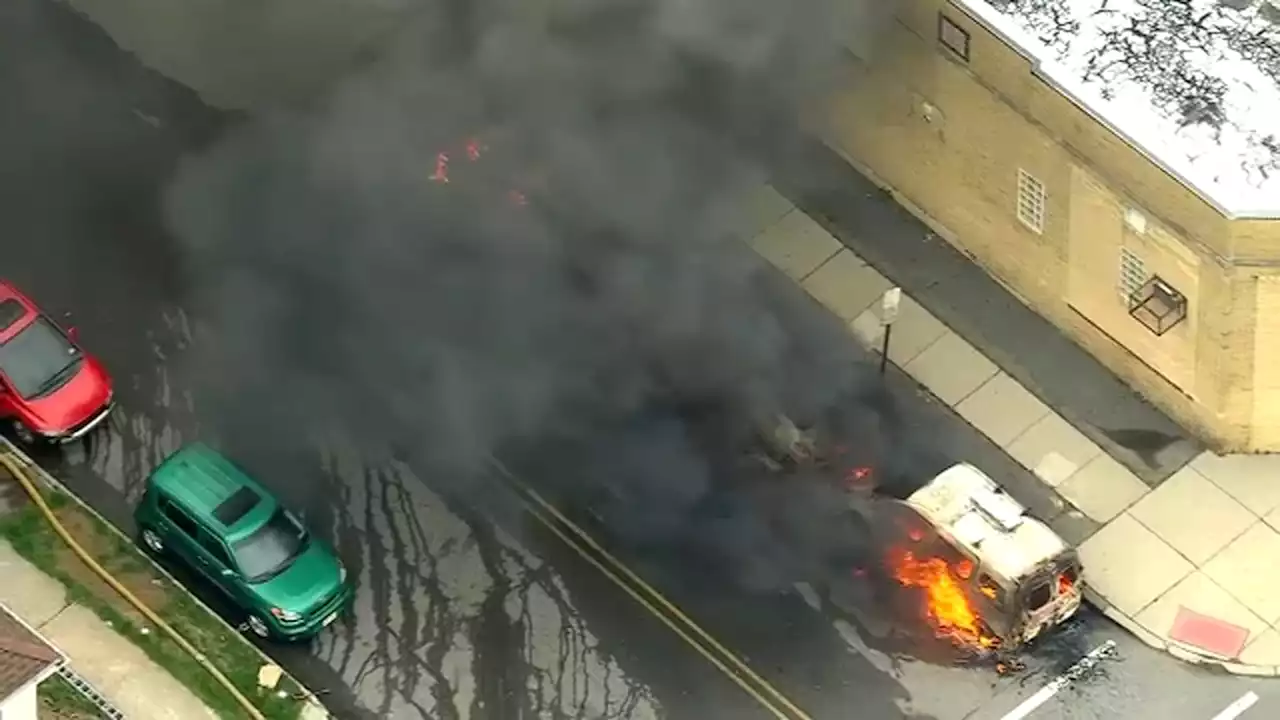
[880,464,1084,648]
[753,415,1083,649]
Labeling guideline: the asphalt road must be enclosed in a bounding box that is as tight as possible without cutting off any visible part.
[3,0,1279,719]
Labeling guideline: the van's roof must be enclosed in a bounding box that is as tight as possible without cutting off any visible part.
[905,463,1069,582]
[146,443,277,541]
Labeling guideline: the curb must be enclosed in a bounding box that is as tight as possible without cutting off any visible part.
[0,436,337,718]
[1082,587,1280,678]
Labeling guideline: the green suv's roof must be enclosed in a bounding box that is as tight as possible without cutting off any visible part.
[147,443,278,542]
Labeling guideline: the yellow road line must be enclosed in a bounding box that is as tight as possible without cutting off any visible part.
[491,461,813,720]
[519,497,798,720]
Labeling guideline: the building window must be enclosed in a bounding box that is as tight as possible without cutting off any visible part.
[1118,246,1147,299]
[1016,170,1046,234]
[938,14,971,60]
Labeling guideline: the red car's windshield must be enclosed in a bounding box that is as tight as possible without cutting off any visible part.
[0,317,82,399]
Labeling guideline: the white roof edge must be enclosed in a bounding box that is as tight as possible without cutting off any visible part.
[0,601,68,665]
[949,0,1280,221]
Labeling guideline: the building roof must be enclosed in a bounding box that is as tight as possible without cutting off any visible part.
[0,603,63,703]
[905,463,1068,581]
[955,0,1280,218]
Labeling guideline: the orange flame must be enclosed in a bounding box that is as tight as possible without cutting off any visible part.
[1057,571,1074,596]
[888,549,999,650]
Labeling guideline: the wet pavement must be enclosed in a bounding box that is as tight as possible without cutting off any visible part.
[3,0,1279,718]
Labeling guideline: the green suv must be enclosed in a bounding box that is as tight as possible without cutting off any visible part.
[134,443,353,641]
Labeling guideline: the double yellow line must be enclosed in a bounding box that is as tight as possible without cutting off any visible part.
[490,461,813,720]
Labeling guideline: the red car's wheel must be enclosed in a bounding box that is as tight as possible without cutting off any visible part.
[10,421,36,446]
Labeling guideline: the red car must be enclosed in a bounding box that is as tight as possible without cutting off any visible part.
[0,281,113,444]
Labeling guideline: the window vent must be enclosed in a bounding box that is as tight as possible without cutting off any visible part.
[1118,247,1147,300]
[938,14,971,60]
[1016,170,1047,234]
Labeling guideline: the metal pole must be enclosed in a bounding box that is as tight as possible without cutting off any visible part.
[879,324,892,376]
[878,287,901,377]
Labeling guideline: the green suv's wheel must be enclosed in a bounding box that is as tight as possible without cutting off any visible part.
[139,527,164,555]
[246,614,272,639]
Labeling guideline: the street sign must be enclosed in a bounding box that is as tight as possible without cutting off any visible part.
[880,287,902,326]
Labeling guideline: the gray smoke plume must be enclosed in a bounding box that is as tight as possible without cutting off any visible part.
[165,0,899,590]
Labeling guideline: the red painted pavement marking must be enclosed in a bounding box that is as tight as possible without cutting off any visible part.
[1168,606,1250,659]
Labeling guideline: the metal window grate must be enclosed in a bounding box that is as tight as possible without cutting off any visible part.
[1119,247,1147,299]
[1128,275,1188,336]
[1016,170,1046,234]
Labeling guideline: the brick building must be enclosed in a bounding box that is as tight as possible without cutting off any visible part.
[818,0,1280,451]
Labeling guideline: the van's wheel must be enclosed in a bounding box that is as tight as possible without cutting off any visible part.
[11,421,36,446]
[138,527,165,555]
[246,614,272,640]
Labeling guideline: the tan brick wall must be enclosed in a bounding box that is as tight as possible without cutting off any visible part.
[820,0,1280,450]
[1252,277,1280,447]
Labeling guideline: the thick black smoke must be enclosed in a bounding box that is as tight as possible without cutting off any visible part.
[165,0,899,589]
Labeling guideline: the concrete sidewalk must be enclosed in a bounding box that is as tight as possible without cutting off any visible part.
[0,538,220,719]
[736,181,1280,675]
[763,136,1203,489]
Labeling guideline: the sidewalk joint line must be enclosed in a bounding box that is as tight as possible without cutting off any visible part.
[34,599,73,631]
[797,246,843,283]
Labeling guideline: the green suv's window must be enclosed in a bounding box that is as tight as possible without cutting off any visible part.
[233,509,308,583]
[159,497,199,538]
[196,529,235,569]
[213,486,261,526]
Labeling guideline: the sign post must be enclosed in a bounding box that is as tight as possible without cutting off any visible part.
[879,287,902,376]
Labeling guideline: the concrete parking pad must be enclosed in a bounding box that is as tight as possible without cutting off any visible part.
[1057,453,1150,523]
[1128,466,1256,565]
[846,306,877,345]
[1239,628,1280,666]
[42,604,221,720]
[1135,572,1267,658]
[1265,505,1280,535]
[0,543,68,627]
[1027,452,1083,489]
[1078,512,1192,617]
[801,249,891,322]
[1191,451,1280,517]
[735,183,795,239]
[884,296,948,366]
[1202,521,1280,625]
[955,372,1051,448]
[903,331,999,406]
[1006,413,1101,486]
[749,209,842,281]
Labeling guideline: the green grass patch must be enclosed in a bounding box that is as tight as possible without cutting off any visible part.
[39,673,105,719]
[0,479,306,720]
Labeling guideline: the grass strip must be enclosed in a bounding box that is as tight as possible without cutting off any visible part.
[0,480,305,720]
